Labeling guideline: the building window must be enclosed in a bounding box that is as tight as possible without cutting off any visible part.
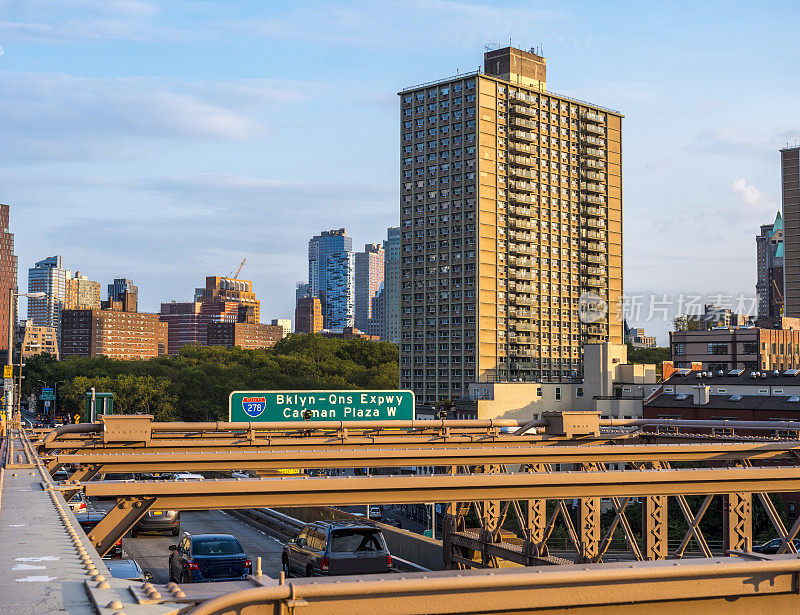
[707,342,728,355]
[576,387,583,398]
[555,387,562,402]
[673,343,685,356]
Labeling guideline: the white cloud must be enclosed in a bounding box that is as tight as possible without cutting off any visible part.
[732,177,776,216]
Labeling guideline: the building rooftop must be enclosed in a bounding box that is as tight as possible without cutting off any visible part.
[646,392,800,412]
[662,368,800,387]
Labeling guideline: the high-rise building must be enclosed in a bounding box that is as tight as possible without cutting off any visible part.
[270,318,291,337]
[355,243,385,333]
[757,212,785,318]
[369,283,385,338]
[28,256,68,336]
[159,301,203,354]
[383,227,401,344]
[782,146,800,317]
[18,320,59,360]
[308,229,354,330]
[65,271,101,311]
[107,278,138,313]
[399,47,623,404]
[207,322,283,349]
[295,296,323,334]
[0,205,17,357]
[61,307,168,360]
[197,276,260,324]
[296,282,311,304]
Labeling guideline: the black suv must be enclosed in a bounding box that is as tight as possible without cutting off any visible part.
[282,521,392,577]
[75,512,122,558]
[169,533,251,583]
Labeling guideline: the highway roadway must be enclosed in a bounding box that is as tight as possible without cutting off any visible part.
[90,502,285,583]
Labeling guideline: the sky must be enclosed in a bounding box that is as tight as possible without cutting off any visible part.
[2,0,799,344]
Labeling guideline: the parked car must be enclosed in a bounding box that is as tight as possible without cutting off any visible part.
[282,521,392,577]
[67,491,87,513]
[52,468,71,482]
[169,533,251,583]
[104,558,152,582]
[368,506,382,520]
[75,512,122,557]
[752,538,800,554]
[170,473,205,482]
[131,510,181,537]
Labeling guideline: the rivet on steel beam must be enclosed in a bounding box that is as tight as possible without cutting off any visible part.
[96,581,110,589]
[146,591,161,600]
[113,612,126,615]
[92,574,105,581]
[107,600,123,609]
[172,590,185,598]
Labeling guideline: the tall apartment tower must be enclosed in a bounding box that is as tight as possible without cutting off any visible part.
[756,212,784,317]
[782,146,800,317]
[108,278,138,312]
[399,47,623,404]
[383,227,401,343]
[65,271,101,310]
[28,256,68,336]
[308,229,355,330]
[355,243,385,332]
[0,205,17,357]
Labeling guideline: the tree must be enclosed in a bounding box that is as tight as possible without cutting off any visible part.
[672,315,700,332]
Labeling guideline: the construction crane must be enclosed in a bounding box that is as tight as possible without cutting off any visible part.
[772,278,784,316]
[230,258,246,279]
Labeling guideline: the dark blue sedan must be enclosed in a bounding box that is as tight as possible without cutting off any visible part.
[169,533,251,583]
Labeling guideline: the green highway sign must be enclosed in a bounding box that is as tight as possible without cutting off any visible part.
[229,390,415,422]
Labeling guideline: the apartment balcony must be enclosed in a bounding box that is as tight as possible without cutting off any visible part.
[509,180,538,193]
[513,130,537,143]
[508,218,536,230]
[581,123,605,135]
[508,141,538,156]
[583,266,607,276]
[583,241,605,252]
[509,166,537,180]
[508,205,535,217]
[581,110,605,123]
[510,361,537,371]
[510,336,533,345]
[580,134,606,148]
[510,295,535,306]
[511,104,537,117]
[509,257,535,267]
[509,348,538,357]
[509,192,536,205]
[509,244,536,256]
[512,283,537,293]
[582,204,605,216]
[583,276,605,288]
[510,116,537,130]
[582,158,606,170]
[509,231,534,241]
[581,147,605,159]
[584,230,606,241]
[580,182,606,194]
[582,253,607,264]
[509,270,538,280]
[582,170,605,181]
[509,154,537,168]
[584,217,606,229]
[510,322,534,331]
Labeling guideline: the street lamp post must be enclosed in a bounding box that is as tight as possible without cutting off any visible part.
[5,289,45,426]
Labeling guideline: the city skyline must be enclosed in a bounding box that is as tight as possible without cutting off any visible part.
[2,1,800,344]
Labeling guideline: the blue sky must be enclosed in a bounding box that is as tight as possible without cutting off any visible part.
[2,0,799,343]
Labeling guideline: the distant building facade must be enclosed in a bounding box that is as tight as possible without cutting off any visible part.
[0,205,17,357]
[308,229,355,330]
[61,307,168,360]
[28,256,68,336]
[295,296,322,334]
[207,322,283,349]
[107,278,138,313]
[65,272,101,310]
[197,277,260,323]
[383,227,401,344]
[159,301,203,355]
[18,320,59,360]
[627,327,657,349]
[355,243,385,333]
[270,318,291,337]
[756,211,785,318]
[321,327,380,341]
[782,146,800,317]
[670,322,800,372]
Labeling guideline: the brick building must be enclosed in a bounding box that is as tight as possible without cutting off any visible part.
[65,272,101,310]
[0,204,17,357]
[61,307,168,360]
[18,320,59,359]
[295,296,323,334]
[206,322,283,349]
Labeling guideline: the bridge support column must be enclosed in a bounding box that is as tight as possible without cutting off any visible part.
[578,497,600,562]
[724,492,752,552]
[643,495,668,560]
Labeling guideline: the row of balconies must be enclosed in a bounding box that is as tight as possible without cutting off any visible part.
[580,181,605,194]
[508,154,537,168]
[582,170,605,181]
[581,110,605,123]
[510,115,538,130]
[582,253,607,264]
[581,123,605,135]
[582,158,606,170]
[583,217,606,229]
[581,134,606,148]
[582,276,605,288]
[508,141,537,156]
[583,265,607,276]
[509,192,537,205]
[583,240,606,252]
[508,166,537,180]
[584,229,606,241]
[583,204,605,216]
[581,147,605,159]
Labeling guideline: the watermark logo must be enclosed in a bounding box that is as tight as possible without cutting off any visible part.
[242,396,266,418]
[579,292,608,324]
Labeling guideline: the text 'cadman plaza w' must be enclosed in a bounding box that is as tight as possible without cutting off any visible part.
[229,390,415,422]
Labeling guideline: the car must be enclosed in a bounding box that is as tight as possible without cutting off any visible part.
[132,510,181,537]
[67,491,87,513]
[368,505,382,520]
[104,558,152,582]
[169,533,251,583]
[282,521,392,578]
[52,468,71,482]
[384,518,403,528]
[752,538,800,554]
[170,473,205,481]
[75,512,123,558]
